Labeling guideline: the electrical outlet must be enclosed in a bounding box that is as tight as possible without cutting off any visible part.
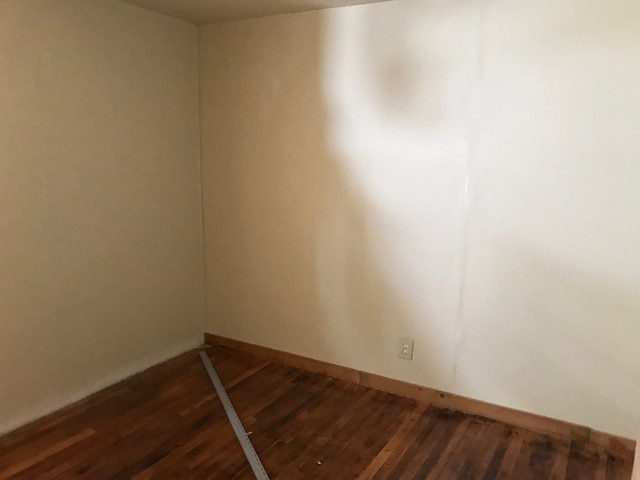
[398,337,414,360]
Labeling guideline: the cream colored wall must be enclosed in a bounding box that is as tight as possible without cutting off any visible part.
[200,0,640,437]
[0,0,203,432]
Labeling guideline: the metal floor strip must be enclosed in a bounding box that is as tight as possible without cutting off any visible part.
[199,351,270,480]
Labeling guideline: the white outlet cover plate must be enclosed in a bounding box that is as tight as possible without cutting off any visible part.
[398,337,414,360]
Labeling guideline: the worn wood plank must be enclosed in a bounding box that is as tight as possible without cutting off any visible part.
[0,346,632,480]
[206,334,635,459]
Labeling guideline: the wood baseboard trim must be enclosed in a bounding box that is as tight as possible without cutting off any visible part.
[205,333,635,459]
[0,335,204,437]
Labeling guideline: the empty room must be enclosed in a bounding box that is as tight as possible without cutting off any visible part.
[1,0,639,478]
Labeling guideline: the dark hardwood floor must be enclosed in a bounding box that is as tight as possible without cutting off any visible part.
[0,346,633,479]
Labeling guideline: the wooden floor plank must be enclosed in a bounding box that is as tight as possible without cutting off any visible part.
[0,347,632,480]
[607,453,634,480]
[511,430,563,480]
[567,441,617,480]
[550,438,572,480]
[358,403,428,480]
[495,428,527,479]
[479,427,517,480]
[429,417,487,479]
[370,409,441,480]
[454,419,505,479]
[389,409,465,479]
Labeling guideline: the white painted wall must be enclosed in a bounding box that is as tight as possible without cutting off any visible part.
[200,0,640,437]
[0,0,203,433]
[453,0,640,440]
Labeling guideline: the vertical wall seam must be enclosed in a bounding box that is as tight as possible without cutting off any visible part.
[196,24,208,337]
[451,0,488,390]
[34,27,66,377]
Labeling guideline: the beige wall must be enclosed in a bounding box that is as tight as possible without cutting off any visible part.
[0,0,203,432]
[200,0,640,437]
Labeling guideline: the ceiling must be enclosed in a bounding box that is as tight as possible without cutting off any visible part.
[118,0,390,25]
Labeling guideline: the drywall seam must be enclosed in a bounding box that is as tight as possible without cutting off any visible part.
[33,27,64,359]
[0,335,203,436]
[451,0,488,389]
[196,25,208,335]
[195,25,207,337]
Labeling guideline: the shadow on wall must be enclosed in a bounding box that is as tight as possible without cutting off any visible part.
[316,1,479,389]
[206,0,476,391]
[204,0,640,436]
